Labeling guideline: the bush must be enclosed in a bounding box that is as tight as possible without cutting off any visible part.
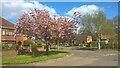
[35,40,46,47]
[100,40,118,49]
[41,42,46,46]
[107,40,118,49]
[23,40,33,46]
[36,40,41,46]
[100,41,106,48]
[31,43,38,49]
[2,44,16,51]
[91,41,97,47]
[90,40,118,49]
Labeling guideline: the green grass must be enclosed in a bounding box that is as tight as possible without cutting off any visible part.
[2,51,70,65]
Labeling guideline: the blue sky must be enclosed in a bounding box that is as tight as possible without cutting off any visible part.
[40,2,118,19]
[1,1,118,24]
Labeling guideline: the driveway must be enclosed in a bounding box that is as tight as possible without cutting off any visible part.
[21,47,118,66]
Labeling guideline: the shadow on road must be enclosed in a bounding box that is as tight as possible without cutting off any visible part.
[71,47,98,51]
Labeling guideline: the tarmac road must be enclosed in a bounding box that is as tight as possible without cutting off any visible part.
[21,47,119,66]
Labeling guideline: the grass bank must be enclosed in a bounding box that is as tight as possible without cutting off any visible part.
[2,51,70,65]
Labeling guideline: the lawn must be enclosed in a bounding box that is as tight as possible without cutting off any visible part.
[2,51,70,65]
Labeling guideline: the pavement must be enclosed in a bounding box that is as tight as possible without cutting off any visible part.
[20,47,119,66]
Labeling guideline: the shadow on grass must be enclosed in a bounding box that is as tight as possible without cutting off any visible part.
[26,51,69,57]
[72,47,98,51]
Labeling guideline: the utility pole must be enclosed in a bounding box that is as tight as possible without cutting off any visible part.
[98,25,102,50]
[98,35,101,50]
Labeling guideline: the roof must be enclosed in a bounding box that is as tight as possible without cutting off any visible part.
[101,35,109,40]
[0,17,14,28]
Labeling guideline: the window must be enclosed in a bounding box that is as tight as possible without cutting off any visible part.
[5,30,13,36]
[6,31,9,35]
[9,32,13,35]
[2,30,5,35]
[16,34,21,36]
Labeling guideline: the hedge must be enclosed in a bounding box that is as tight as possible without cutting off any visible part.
[91,40,118,49]
[23,40,33,46]
[2,44,16,51]
[91,41,98,47]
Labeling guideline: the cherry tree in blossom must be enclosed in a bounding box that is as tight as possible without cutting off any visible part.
[15,8,82,52]
[51,13,82,47]
[15,8,52,39]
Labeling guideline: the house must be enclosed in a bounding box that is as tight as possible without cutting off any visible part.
[0,19,2,45]
[101,35,109,40]
[87,35,92,43]
[0,17,15,46]
[15,34,28,44]
[0,17,27,46]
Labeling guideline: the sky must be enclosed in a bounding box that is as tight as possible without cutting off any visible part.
[1,0,118,24]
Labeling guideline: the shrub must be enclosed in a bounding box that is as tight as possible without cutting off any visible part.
[107,40,118,49]
[100,40,118,49]
[23,40,33,47]
[2,44,16,51]
[41,42,46,46]
[90,40,118,49]
[31,43,38,49]
[100,41,106,48]
[91,41,97,47]
[36,40,41,46]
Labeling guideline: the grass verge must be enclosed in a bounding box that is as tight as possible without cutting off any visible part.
[2,51,70,65]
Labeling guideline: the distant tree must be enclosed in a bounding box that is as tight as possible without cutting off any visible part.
[112,16,119,33]
[78,9,117,49]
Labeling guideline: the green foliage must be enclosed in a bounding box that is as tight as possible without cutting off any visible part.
[108,40,118,49]
[100,41,106,48]
[91,41,97,47]
[31,43,38,49]
[41,42,46,46]
[80,9,117,45]
[36,40,41,46]
[35,40,46,48]
[31,40,46,49]
[100,40,118,49]
[23,40,33,46]
[91,40,118,49]
[2,44,16,51]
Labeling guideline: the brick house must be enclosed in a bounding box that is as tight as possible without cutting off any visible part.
[0,17,16,46]
[87,35,92,43]
[0,17,27,46]
[101,35,109,40]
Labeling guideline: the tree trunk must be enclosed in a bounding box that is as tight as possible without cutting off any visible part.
[45,41,49,55]
[57,39,60,50]
[98,38,101,50]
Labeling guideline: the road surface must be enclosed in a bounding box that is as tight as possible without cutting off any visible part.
[20,47,119,66]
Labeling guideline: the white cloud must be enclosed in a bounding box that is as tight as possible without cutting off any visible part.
[66,5,100,16]
[32,1,58,17]
[0,0,58,20]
